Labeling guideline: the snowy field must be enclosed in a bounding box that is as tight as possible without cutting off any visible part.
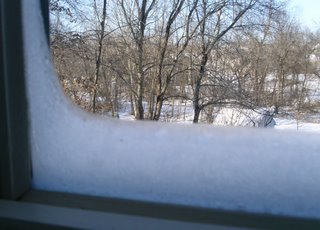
[117,101,320,133]
[274,118,320,133]
[113,73,320,132]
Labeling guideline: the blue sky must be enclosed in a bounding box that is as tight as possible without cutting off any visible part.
[289,0,320,30]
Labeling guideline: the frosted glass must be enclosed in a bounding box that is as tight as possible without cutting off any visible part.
[23,1,320,219]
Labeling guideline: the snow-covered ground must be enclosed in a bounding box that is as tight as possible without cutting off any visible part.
[274,118,320,133]
[117,101,320,133]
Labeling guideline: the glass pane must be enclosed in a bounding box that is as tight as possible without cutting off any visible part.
[23,0,320,220]
[48,0,320,131]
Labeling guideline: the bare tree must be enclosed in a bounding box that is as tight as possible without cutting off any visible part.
[92,0,108,112]
[152,0,200,120]
[116,0,156,119]
[50,0,320,126]
[191,0,259,123]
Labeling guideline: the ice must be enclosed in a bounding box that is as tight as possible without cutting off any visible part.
[23,0,320,220]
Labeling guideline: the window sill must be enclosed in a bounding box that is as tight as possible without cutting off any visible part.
[0,189,318,229]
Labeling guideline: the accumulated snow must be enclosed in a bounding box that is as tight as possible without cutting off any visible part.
[23,1,320,222]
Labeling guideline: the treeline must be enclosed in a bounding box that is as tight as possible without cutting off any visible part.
[50,0,320,123]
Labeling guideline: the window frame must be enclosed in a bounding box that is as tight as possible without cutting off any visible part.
[0,0,31,200]
[1,0,320,228]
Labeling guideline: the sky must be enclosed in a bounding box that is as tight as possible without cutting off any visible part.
[289,0,320,30]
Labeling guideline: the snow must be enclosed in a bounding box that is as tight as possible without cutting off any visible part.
[275,118,320,133]
[213,107,275,127]
[23,0,320,221]
[119,103,320,133]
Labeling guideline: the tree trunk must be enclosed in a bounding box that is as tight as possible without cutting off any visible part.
[92,0,107,113]
[130,92,135,116]
[135,72,144,120]
[147,78,155,119]
[193,76,202,123]
[193,54,207,123]
[193,104,201,123]
[153,94,164,121]
[113,76,119,118]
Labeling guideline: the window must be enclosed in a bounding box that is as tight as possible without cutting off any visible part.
[1,0,320,229]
